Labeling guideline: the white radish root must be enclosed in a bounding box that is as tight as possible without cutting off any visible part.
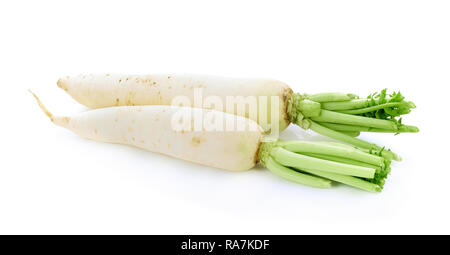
[57,74,293,132]
[31,91,264,171]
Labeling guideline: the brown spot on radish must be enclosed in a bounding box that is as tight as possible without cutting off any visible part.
[115,98,120,105]
[106,74,110,76]
[168,76,171,79]
[190,136,203,147]
[253,140,262,165]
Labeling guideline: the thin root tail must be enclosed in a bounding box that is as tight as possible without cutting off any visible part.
[29,90,70,127]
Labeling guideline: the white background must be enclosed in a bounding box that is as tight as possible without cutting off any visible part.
[1,0,449,234]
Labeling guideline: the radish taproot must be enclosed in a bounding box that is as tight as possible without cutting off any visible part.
[58,74,418,161]
[31,91,391,192]
[57,74,292,132]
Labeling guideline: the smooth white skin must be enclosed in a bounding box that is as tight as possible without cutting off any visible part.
[39,103,264,171]
[57,74,293,131]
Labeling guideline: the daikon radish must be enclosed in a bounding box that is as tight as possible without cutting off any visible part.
[31,92,392,192]
[57,74,292,132]
[58,74,418,161]
[31,93,263,171]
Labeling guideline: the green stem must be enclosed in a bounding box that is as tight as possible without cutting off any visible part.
[359,148,400,161]
[277,140,384,166]
[311,110,398,130]
[340,131,360,137]
[320,122,379,132]
[308,121,381,150]
[382,125,419,133]
[307,93,357,103]
[265,157,332,188]
[295,167,381,192]
[336,102,405,115]
[306,121,400,161]
[270,147,375,178]
[301,152,382,170]
[321,97,416,111]
[321,99,368,110]
[320,122,419,133]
